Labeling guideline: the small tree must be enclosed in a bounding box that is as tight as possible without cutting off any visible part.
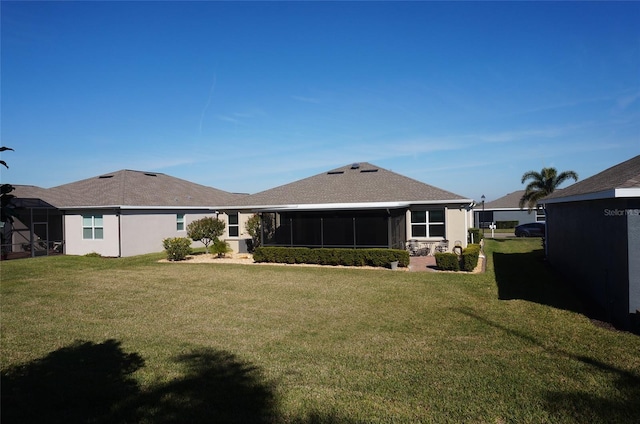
[244,214,261,253]
[187,216,225,254]
[244,213,276,252]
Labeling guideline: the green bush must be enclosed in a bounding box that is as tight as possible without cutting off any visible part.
[252,247,409,269]
[84,252,102,258]
[434,252,460,271]
[212,239,232,258]
[162,237,192,261]
[461,243,481,271]
[468,228,484,244]
[496,221,518,229]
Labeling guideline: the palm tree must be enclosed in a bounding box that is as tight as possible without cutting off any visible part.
[519,167,578,211]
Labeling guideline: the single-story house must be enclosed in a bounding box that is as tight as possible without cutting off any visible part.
[4,162,474,258]
[4,170,249,257]
[540,155,640,332]
[474,190,545,229]
[232,162,474,252]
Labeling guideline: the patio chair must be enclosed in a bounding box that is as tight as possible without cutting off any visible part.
[435,239,449,253]
[406,239,421,256]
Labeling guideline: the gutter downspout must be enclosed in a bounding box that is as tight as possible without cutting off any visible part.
[117,209,122,258]
[62,213,66,254]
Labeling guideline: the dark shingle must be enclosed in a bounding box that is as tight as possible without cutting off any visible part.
[37,170,244,208]
[235,162,470,207]
[544,155,640,201]
[480,190,526,209]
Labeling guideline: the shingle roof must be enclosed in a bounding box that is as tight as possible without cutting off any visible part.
[12,185,52,201]
[543,155,640,202]
[478,190,526,209]
[235,162,470,208]
[10,185,58,208]
[23,170,245,208]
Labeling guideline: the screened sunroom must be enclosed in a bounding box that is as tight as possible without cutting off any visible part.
[260,209,407,249]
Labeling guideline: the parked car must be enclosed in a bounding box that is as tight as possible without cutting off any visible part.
[514,222,545,237]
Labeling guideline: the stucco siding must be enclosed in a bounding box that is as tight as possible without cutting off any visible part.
[223,211,252,254]
[64,212,120,257]
[404,205,469,251]
[120,210,216,257]
[446,207,469,248]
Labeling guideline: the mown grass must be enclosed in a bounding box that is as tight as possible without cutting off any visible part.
[1,239,639,423]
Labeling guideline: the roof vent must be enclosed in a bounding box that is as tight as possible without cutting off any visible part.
[360,169,378,173]
[350,163,360,169]
[98,175,114,179]
[144,172,157,177]
[327,171,344,175]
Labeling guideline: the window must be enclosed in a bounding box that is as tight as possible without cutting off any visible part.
[82,215,103,240]
[176,214,185,231]
[411,209,445,238]
[228,212,239,237]
[477,211,494,228]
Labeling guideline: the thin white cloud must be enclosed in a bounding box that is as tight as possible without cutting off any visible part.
[616,91,640,110]
[216,115,242,124]
[198,73,217,135]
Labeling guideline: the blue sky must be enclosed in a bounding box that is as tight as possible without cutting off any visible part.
[1,1,639,202]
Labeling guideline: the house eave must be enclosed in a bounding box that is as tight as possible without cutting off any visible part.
[472,207,529,211]
[235,199,473,212]
[540,188,640,205]
[59,205,222,211]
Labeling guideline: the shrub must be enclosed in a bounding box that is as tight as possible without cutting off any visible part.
[162,237,192,261]
[434,252,460,271]
[244,214,261,253]
[212,239,232,258]
[468,228,483,244]
[84,252,102,258]
[252,247,409,269]
[461,244,481,272]
[187,217,225,254]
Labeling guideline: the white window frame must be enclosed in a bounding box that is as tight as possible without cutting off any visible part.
[82,215,104,240]
[228,212,239,237]
[410,209,445,238]
[176,213,185,231]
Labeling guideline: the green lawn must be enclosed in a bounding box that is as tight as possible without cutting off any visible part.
[1,239,639,423]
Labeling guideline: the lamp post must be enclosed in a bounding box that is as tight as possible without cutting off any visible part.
[481,194,485,236]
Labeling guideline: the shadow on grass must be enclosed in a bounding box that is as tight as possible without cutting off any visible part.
[493,247,586,315]
[454,308,640,423]
[1,340,362,424]
[1,339,144,424]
